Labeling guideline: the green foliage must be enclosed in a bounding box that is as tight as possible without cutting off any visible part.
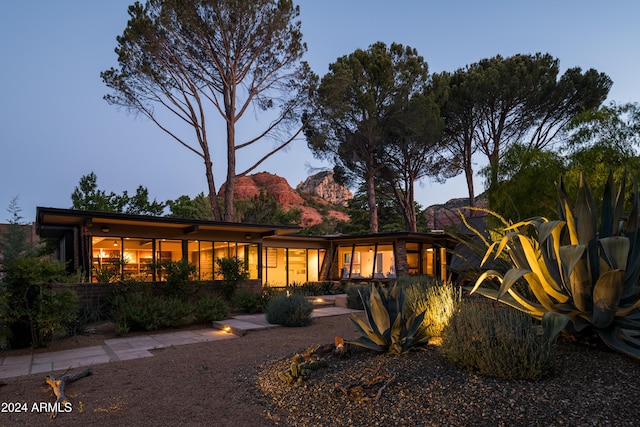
[166,193,214,220]
[193,293,230,323]
[110,293,194,334]
[260,285,282,307]
[71,172,164,215]
[0,197,36,264]
[284,281,344,297]
[348,284,430,354]
[484,144,566,221]
[235,189,302,226]
[265,294,313,327]
[403,279,462,338]
[215,256,249,300]
[233,288,264,314]
[434,53,611,205]
[345,283,370,310]
[440,299,556,380]
[278,350,328,385]
[471,172,640,359]
[155,259,198,299]
[93,258,125,283]
[2,257,79,348]
[307,42,431,232]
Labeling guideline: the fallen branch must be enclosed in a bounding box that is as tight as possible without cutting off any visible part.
[332,365,398,402]
[45,367,93,418]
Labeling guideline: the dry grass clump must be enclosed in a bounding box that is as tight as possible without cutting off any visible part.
[440,298,556,380]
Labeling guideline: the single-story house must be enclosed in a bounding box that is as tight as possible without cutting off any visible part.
[36,207,454,289]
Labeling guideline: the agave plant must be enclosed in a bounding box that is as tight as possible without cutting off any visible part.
[470,172,640,358]
[348,283,430,354]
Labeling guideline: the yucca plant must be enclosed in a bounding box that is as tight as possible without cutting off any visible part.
[348,283,430,354]
[470,171,640,359]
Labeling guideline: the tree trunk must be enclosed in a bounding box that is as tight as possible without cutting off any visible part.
[203,153,222,221]
[366,168,379,233]
[224,81,237,222]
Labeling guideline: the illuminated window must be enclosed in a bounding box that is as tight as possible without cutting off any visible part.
[91,237,123,282]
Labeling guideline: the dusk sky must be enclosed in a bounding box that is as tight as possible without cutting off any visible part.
[2,1,639,222]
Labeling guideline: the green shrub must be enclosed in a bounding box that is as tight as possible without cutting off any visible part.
[290,281,344,296]
[215,257,249,300]
[261,285,283,306]
[393,274,438,289]
[111,293,195,334]
[233,288,263,314]
[265,294,313,327]
[2,257,79,348]
[440,299,556,380]
[345,283,370,310]
[194,293,230,322]
[154,259,198,299]
[404,280,462,338]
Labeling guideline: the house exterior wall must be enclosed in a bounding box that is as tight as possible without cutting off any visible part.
[35,208,453,288]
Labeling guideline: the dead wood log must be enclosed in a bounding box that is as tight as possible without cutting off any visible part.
[45,367,93,418]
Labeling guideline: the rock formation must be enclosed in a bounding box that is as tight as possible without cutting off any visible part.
[424,194,489,230]
[296,171,353,206]
[219,172,349,227]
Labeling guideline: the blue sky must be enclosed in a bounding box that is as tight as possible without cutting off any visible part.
[2,1,639,222]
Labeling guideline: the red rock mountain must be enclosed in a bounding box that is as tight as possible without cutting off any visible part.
[219,172,350,227]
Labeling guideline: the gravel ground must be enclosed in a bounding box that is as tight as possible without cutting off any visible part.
[2,314,639,426]
[256,335,640,427]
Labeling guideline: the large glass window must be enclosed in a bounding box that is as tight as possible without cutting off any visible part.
[288,249,307,284]
[92,237,123,282]
[338,244,395,280]
[122,238,154,281]
[307,249,325,282]
[238,243,259,280]
[263,247,287,286]
[375,244,395,278]
[422,247,435,276]
[262,247,325,286]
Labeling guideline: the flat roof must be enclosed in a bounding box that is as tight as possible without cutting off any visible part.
[35,207,301,238]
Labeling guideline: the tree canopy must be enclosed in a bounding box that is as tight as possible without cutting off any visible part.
[102,0,314,221]
[71,172,165,215]
[306,42,431,232]
[435,53,611,206]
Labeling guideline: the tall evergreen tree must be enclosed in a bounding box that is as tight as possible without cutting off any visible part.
[102,0,314,221]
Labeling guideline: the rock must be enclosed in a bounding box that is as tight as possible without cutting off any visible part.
[219,172,349,227]
[424,194,489,230]
[296,171,353,207]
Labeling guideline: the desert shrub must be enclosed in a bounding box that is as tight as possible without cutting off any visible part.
[291,281,344,296]
[440,299,556,380]
[345,283,370,310]
[111,293,195,334]
[154,259,198,299]
[194,293,230,322]
[404,280,462,338]
[261,285,284,306]
[265,294,313,327]
[215,256,249,300]
[393,274,437,289]
[233,288,263,314]
[112,279,153,297]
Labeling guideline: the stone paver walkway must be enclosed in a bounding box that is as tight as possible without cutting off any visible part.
[0,305,358,380]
